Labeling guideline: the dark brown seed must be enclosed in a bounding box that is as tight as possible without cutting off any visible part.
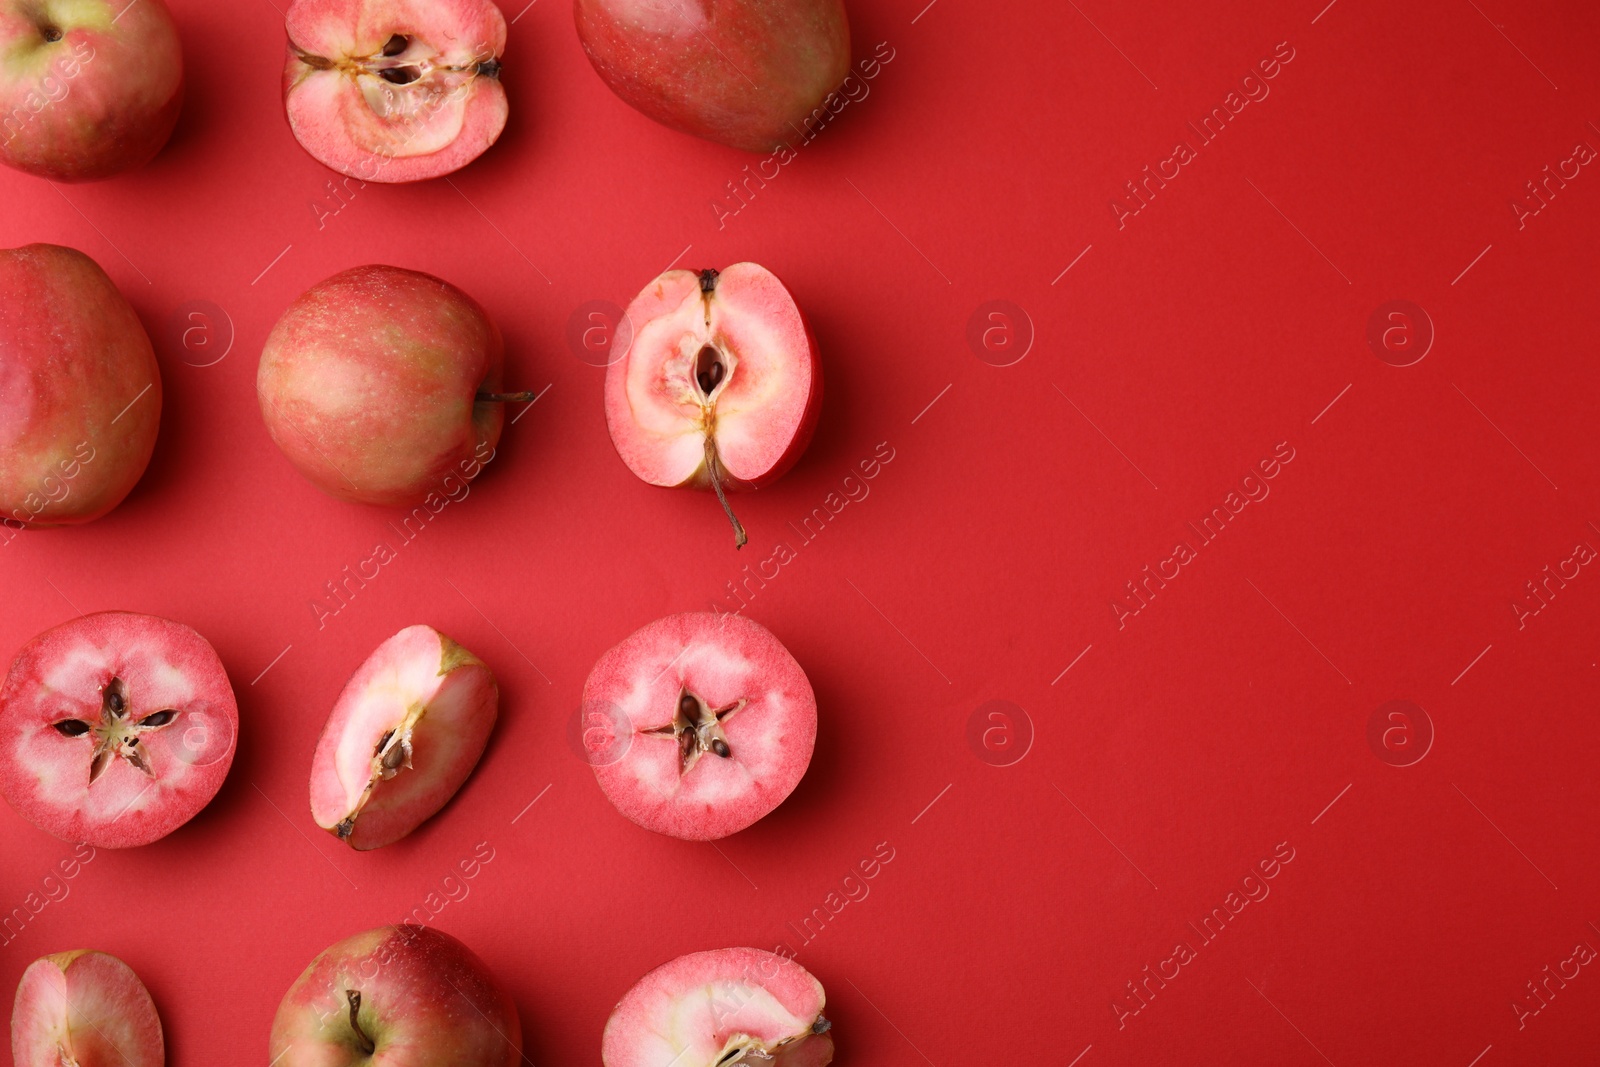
[52,720,90,737]
[106,688,124,714]
[382,744,406,770]
[678,694,699,721]
[381,33,408,56]
[711,738,731,758]
[379,66,421,85]
[375,729,394,755]
[139,709,176,727]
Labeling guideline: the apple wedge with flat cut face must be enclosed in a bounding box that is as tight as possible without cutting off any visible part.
[311,625,497,850]
[583,612,816,841]
[605,263,821,548]
[283,0,508,182]
[602,948,833,1067]
[11,950,164,1067]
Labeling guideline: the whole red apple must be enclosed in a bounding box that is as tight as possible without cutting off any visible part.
[0,244,162,527]
[606,263,821,547]
[258,264,531,507]
[0,0,183,181]
[270,925,522,1067]
[574,0,849,153]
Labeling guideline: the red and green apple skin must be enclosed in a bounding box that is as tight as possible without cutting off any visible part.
[0,0,183,181]
[270,924,522,1067]
[0,244,162,526]
[574,0,849,153]
[11,950,164,1067]
[258,264,511,508]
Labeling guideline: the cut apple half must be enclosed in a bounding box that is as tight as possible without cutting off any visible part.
[0,612,238,849]
[11,950,164,1067]
[311,625,498,850]
[583,612,816,841]
[283,0,508,182]
[605,263,822,548]
[602,948,833,1067]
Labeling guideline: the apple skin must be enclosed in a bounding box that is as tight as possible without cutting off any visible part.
[270,924,522,1067]
[258,265,510,508]
[0,0,183,181]
[0,244,162,526]
[574,0,850,153]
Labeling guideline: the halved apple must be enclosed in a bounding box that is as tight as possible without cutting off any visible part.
[310,625,497,850]
[605,263,822,548]
[11,950,164,1067]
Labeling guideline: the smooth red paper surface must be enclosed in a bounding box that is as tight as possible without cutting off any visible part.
[3,0,1600,1064]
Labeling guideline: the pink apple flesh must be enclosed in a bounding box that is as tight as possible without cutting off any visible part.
[0,0,183,181]
[584,612,816,841]
[311,625,497,850]
[271,924,521,1067]
[603,947,833,1067]
[0,611,238,848]
[574,0,849,154]
[284,0,508,182]
[258,264,524,507]
[0,244,162,526]
[11,950,164,1067]
[605,263,821,547]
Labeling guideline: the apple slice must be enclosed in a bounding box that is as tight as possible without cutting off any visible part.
[283,0,508,182]
[0,612,238,849]
[270,924,521,1067]
[583,612,815,840]
[12,950,164,1067]
[311,625,498,850]
[606,264,821,548]
[603,948,833,1067]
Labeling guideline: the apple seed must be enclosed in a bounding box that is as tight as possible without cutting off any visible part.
[381,34,408,57]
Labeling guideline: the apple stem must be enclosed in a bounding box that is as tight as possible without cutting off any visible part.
[476,390,536,403]
[705,438,748,549]
[346,990,376,1056]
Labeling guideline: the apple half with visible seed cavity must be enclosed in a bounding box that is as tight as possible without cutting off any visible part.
[582,612,815,840]
[271,924,521,1067]
[0,611,238,849]
[11,950,164,1067]
[311,624,497,850]
[606,263,821,548]
[283,0,508,182]
[603,947,833,1067]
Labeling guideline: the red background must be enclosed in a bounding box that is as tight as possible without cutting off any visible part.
[4,0,1600,1063]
